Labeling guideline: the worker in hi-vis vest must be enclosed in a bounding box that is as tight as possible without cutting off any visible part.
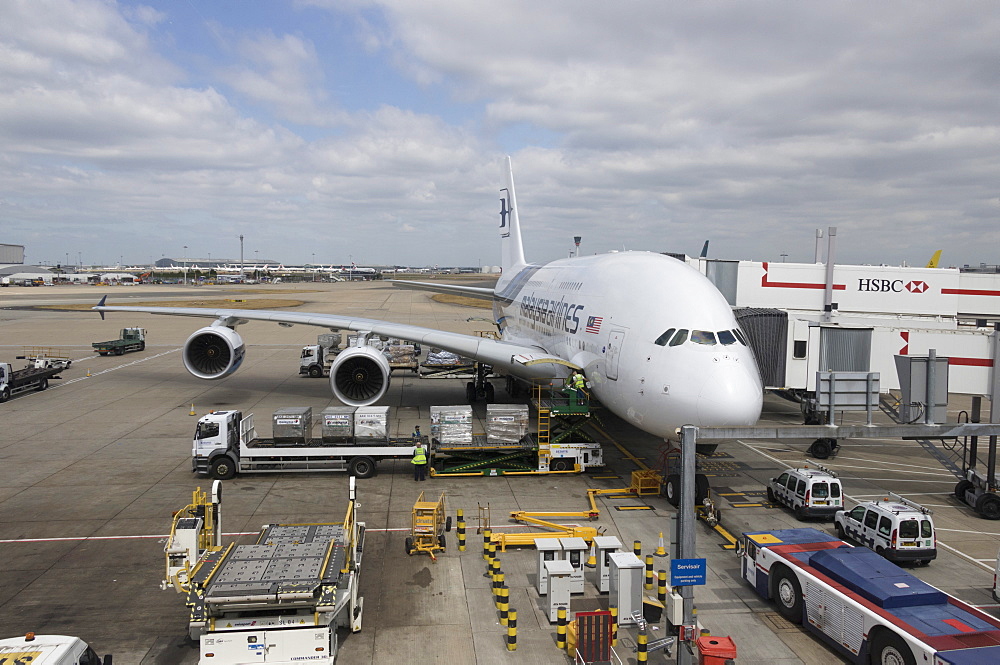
[569,370,586,406]
[411,441,429,481]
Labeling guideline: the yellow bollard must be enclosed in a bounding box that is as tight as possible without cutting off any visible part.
[499,585,509,626]
[633,540,642,557]
[507,609,517,651]
[637,624,648,663]
[483,529,492,561]
[610,606,618,646]
[657,570,668,604]
[556,607,567,650]
[645,554,654,590]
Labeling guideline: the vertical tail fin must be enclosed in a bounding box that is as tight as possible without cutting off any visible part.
[700,240,710,258]
[499,156,527,273]
[925,249,942,269]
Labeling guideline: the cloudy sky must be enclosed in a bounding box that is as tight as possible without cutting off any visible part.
[2,0,998,269]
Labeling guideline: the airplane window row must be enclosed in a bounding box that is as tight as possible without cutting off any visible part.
[653,328,748,347]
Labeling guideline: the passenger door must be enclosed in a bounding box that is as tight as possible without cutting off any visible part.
[606,328,625,381]
[861,509,880,548]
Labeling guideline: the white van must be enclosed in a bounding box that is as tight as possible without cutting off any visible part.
[767,465,843,519]
[834,493,936,565]
[0,634,111,664]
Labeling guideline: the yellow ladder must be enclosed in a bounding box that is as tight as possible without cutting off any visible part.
[532,382,553,472]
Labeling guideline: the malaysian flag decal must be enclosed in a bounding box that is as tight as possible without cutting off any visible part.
[585,316,603,334]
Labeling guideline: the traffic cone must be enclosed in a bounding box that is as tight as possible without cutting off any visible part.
[86,368,91,377]
[190,403,196,416]
[654,531,668,557]
[584,542,597,568]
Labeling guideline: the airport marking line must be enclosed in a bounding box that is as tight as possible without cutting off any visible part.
[739,440,995,573]
[0,523,540,544]
[51,348,183,391]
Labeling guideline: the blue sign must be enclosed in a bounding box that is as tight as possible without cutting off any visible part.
[671,558,707,586]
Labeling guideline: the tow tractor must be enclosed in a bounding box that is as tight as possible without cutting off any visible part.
[162,478,364,664]
[738,528,1000,663]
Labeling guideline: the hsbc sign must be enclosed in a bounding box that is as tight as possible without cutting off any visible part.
[857,278,929,293]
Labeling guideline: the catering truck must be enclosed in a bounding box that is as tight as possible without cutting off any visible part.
[738,528,1000,664]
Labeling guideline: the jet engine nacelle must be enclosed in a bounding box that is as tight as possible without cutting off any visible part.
[330,345,390,406]
[183,326,246,379]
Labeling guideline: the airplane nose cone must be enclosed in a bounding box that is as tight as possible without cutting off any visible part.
[696,362,763,427]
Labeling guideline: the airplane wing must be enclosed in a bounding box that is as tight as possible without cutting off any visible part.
[93,297,562,377]
[389,279,494,301]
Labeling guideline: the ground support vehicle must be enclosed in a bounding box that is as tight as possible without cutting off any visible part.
[299,333,341,377]
[0,359,66,402]
[0,633,111,664]
[407,491,450,560]
[92,327,146,356]
[834,493,936,564]
[768,464,843,519]
[430,434,603,475]
[163,478,363,664]
[192,410,417,480]
[738,528,1000,664]
[18,347,73,370]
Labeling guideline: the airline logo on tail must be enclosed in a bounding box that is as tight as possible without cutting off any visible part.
[499,191,510,238]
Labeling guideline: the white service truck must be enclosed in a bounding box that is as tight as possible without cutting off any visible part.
[192,409,417,479]
[0,633,111,664]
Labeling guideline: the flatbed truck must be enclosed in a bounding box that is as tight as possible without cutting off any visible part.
[739,527,1000,664]
[193,410,418,479]
[92,327,146,356]
[162,479,363,665]
[0,358,67,402]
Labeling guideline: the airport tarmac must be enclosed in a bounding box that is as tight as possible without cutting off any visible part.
[1,281,998,664]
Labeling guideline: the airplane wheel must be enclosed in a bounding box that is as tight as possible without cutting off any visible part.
[810,438,835,459]
[976,493,1000,520]
[695,474,709,503]
[484,383,495,403]
[665,474,680,507]
[772,566,803,624]
[465,382,477,402]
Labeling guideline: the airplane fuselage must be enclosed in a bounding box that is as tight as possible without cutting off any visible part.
[494,251,763,439]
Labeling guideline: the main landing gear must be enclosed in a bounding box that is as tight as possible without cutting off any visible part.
[465,363,495,403]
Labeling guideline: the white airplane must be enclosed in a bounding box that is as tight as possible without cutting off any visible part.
[94,157,762,448]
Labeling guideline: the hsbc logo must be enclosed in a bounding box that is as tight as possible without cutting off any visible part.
[858,278,929,293]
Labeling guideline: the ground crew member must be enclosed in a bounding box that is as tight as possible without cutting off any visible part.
[412,441,429,481]
[413,424,422,440]
[569,370,586,405]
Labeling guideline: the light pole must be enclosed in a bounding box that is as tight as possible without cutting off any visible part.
[183,245,188,285]
[780,253,788,263]
[239,234,244,280]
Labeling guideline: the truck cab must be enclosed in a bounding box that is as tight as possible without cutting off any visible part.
[834,493,936,565]
[192,410,243,477]
[0,633,111,665]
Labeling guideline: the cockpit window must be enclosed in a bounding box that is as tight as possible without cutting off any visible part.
[690,330,717,345]
[717,330,737,345]
[654,328,676,346]
[733,329,748,345]
[668,329,689,346]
